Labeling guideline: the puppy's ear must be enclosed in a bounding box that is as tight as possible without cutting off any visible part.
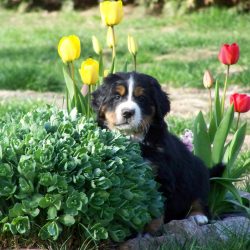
[91,73,123,112]
[91,87,104,112]
[150,76,170,119]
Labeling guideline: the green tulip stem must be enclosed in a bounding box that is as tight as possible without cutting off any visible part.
[110,25,116,73]
[133,54,137,72]
[66,63,73,112]
[208,88,212,120]
[87,85,93,119]
[221,65,230,115]
[236,112,241,131]
[70,62,78,110]
[111,26,116,59]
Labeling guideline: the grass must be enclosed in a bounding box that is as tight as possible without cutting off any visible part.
[0,99,43,118]
[1,6,250,91]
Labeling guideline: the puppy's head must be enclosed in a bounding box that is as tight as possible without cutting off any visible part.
[92,72,170,138]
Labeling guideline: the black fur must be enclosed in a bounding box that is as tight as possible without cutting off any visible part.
[92,72,225,223]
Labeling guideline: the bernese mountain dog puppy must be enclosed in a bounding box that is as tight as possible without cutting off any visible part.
[91,72,224,232]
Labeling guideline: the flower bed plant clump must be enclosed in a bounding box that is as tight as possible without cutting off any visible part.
[0,107,163,245]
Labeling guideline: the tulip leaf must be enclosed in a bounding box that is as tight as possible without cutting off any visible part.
[110,56,116,74]
[208,114,217,143]
[223,122,247,172]
[99,53,104,78]
[63,67,74,102]
[210,177,242,204]
[212,105,234,164]
[123,60,128,72]
[193,111,212,167]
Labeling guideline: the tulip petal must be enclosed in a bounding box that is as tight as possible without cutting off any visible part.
[100,0,123,26]
[58,35,81,63]
[79,58,99,85]
[230,93,250,113]
[218,43,240,65]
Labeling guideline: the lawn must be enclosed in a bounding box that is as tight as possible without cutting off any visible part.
[1,6,250,92]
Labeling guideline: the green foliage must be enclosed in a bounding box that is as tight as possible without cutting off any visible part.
[0,106,164,242]
[193,84,249,218]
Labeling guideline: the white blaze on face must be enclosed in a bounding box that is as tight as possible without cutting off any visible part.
[115,76,141,129]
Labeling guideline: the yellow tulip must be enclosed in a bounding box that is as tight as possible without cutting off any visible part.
[79,58,99,85]
[107,27,116,48]
[128,35,138,56]
[92,36,102,55]
[58,35,81,63]
[100,0,123,26]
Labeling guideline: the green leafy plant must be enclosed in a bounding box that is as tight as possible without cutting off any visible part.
[193,43,250,218]
[0,106,164,244]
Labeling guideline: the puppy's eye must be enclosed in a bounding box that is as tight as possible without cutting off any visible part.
[137,95,145,101]
[114,94,121,100]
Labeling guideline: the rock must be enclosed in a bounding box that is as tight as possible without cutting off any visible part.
[120,216,250,250]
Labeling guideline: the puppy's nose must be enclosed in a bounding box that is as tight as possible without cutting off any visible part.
[122,109,135,119]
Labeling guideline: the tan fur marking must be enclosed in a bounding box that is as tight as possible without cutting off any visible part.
[188,200,205,217]
[116,85,126,96]
[99,105,107,118]
[134,86,144,97]
[105,111,116,130]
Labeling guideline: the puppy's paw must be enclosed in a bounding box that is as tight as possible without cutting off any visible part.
[189,214,208,225]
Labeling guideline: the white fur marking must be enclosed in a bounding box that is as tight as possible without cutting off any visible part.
[128,76,134,102]
[189,215,208,225]
[115,76,142,129]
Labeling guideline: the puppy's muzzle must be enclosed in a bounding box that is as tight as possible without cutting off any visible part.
[122,108,135,120]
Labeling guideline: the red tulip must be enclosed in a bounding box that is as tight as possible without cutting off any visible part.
[230,93,250,113]
[218,43,240,65]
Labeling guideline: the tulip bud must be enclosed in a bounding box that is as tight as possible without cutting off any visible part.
[92,36,102,55]
[79,58,99,85]
[218,43,240,65]
[104,69,110,77]
[107,27,116,48]
[203,70,214,89]
[100,0,123,26]
[58,35,81,63]
[128,35,138,56]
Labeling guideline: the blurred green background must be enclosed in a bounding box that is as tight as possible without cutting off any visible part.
[0,0,250,92]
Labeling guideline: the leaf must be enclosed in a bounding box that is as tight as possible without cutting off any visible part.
[47,206,57,220]
[59,215,75,226]
[212,105,234,164]
[0,163,13,178]
[226,199,250,215]
[223,122,247,172]
[99,53,104,78]
[208,114,217,143]
[63,67,74,102]
[123,60,128,72]
[210,177,242,204]
[193,111,212,167]
[39,221,60,240]
[11,216,30,235]
[0,145,2,160]
[9,203,24,218]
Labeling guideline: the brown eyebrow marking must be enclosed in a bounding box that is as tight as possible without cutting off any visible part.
[134,86,144,97]
[116,85,126,96]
